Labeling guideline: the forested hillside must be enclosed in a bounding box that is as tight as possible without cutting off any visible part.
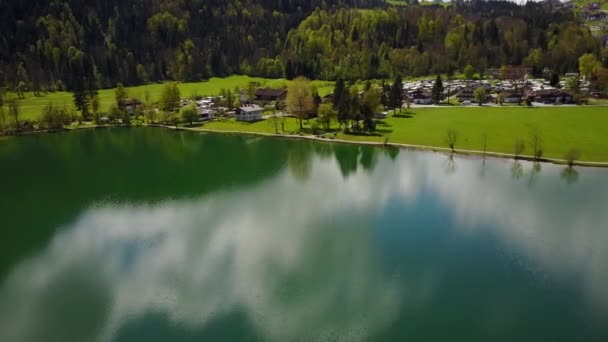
[0,0,383,91]
[284,1,602,80]
[0,0,605,92]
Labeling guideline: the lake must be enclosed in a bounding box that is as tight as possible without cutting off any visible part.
[0,128,607,341]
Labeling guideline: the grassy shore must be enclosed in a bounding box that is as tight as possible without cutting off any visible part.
[7,75,335,121]
[4,75,608,162]
[187,106,608,162]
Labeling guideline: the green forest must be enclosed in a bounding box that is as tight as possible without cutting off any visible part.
[1,0,607,92]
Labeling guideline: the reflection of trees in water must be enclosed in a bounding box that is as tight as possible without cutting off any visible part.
[359,146,378,173]
[527,162,542,188]
[334,144,361,178]
[479,159,486,179]
[289,142,388,180]
[312,141,334,160]
[510,160,524,179]
[383,145,399,161]
[443,153,457,175]
[287,141,314,182]
[561,166,579,184]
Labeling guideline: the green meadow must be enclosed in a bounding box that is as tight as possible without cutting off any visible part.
[191,106,608,162]
[8,75,335,121]
[342,106,608,162]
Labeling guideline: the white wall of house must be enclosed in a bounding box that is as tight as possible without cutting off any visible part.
[236,110,262,121]
[413,98,432,104]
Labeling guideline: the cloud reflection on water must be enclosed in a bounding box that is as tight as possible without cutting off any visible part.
[1,148,607,341]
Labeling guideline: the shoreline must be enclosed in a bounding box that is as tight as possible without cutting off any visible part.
[153,124,608,168]
[3,123,608,168]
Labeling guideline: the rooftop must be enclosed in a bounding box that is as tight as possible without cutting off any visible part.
[239,104,263,113]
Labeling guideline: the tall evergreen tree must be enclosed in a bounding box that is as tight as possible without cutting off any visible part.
[390,75,403,112]
[432,74,444,103]
[333,78,345,110]
[337,86,351,130]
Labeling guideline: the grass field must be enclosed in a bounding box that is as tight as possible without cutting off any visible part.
[6,75,335,121]
[190,106,608,162]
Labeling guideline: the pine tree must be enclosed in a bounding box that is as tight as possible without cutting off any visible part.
[333,78,345,110]
[337,86,351,130]
[432,74,444,103]
[390,75,403,112]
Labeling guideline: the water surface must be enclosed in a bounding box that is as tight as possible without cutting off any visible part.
[1,128,607,341]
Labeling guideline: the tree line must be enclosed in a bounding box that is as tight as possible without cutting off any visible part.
[0,0,382,93]
[0,0,606,94]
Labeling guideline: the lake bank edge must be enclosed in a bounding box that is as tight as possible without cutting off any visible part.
[2,123,607,168]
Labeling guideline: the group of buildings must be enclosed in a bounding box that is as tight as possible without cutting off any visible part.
[399,73,583,106]
[118,67,593,125]
[117,86,287,123]
[193,87,287,122]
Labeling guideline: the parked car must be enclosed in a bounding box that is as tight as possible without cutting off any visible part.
[461,100,471,106]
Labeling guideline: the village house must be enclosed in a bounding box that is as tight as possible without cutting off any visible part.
[409,89,433,104]
[119,98,142,115]
[503,91,522,103]
[199,108,215,121]
[528,89,573,104]
[254,88,287,103]
[456,87,475,102]
[236,104,263,121]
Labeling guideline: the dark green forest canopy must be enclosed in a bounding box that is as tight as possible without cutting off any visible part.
[0,0,603,91]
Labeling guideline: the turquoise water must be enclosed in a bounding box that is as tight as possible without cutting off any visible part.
[0,128,607,341]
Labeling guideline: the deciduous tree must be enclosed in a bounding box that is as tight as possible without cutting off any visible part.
[463,64,475,80]
[8,97,20,130]
[286,76,314,130]
[446,128,458,153]
[160,82,181,112]
[180,103,199,126]
[474,87,486,106]
[317,103,337,131]
[115,83,128,108]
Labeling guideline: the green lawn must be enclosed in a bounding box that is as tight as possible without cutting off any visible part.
[339,106,608,161]
[196,117,306,135]
[6,75,335,121]
[191,106,608,162]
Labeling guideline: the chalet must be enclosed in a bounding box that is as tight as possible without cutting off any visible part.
[410,90,433,104]
[456,87,475,102]
[199,108,215,121]
[236,104,263,121]
[254,88,287,103]
[119,99,142,115]
[503,91,522,103]
[529,90,573,104]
